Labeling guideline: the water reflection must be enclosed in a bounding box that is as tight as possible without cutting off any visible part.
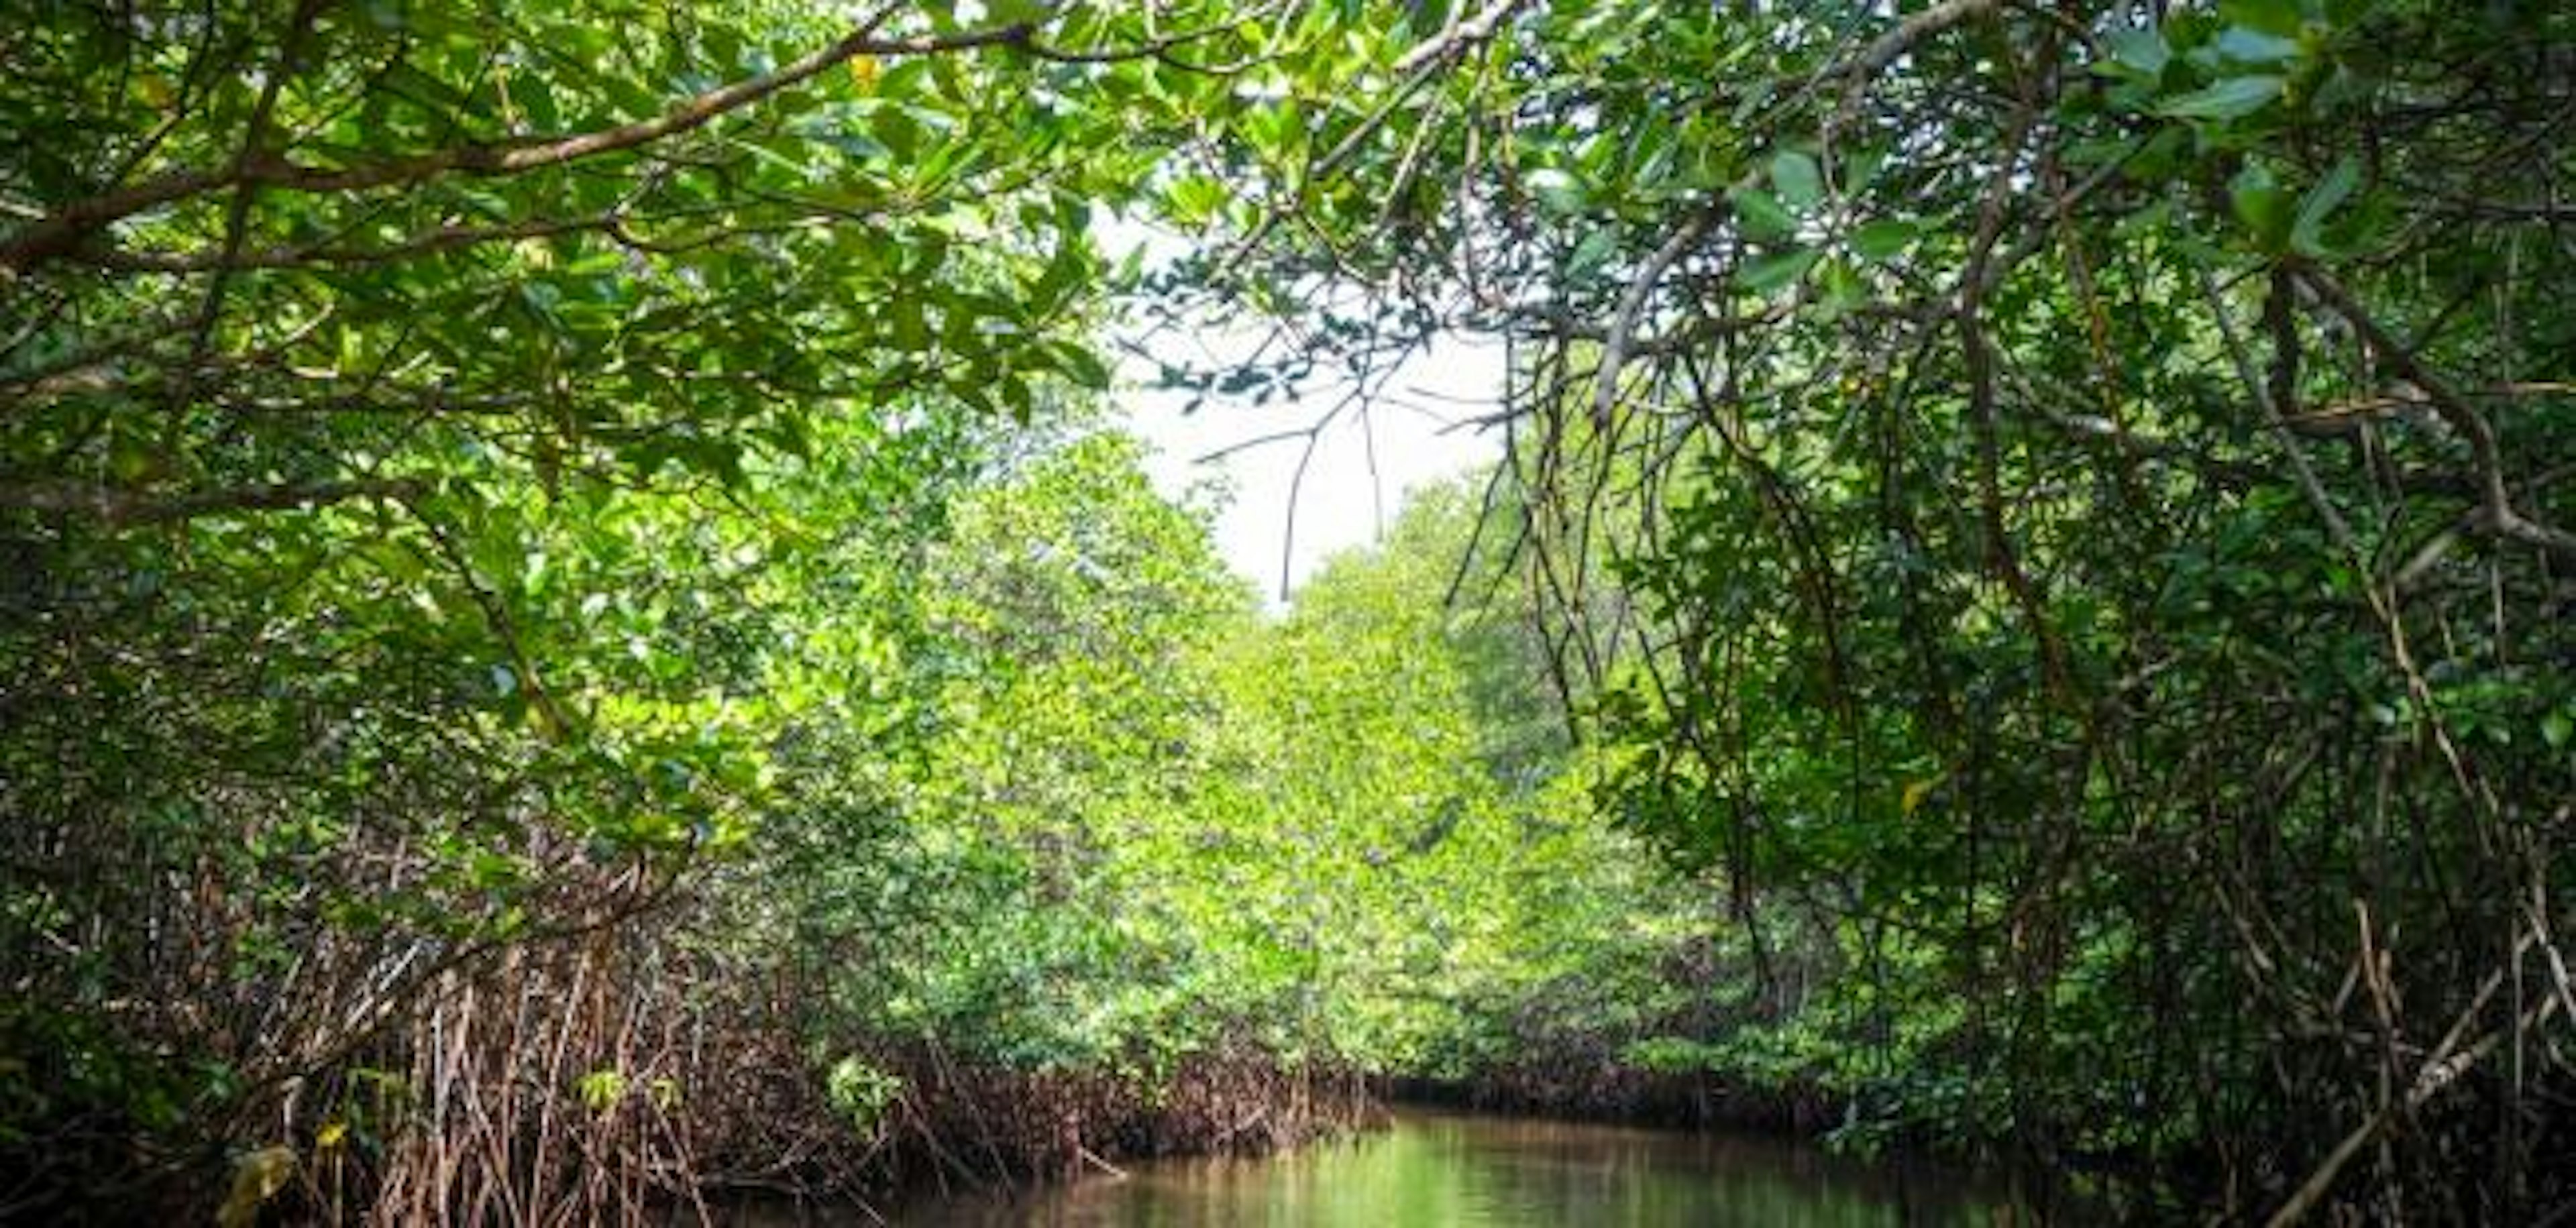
[894,1108,2002,1226]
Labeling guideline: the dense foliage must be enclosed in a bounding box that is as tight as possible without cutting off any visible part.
[0,2,1452,1217]
[1176,0,2576,1220]
[6,1,2571,1224]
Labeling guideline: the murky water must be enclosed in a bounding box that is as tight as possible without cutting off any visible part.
[891,1107,2006,1226]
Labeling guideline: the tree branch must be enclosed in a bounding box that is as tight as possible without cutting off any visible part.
[1591,212,1712,429]
[0,15,1038,272]
[2291,260,2576,562]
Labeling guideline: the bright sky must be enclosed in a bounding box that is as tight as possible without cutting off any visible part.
[1095,213,1503,600]
[1117,330,1505,602]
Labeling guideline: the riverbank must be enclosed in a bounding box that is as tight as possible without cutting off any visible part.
[1388,1070,1839,1137]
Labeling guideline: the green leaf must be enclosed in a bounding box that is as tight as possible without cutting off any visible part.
[1769,150,1823,211]
[2545,711,2573,750]
[1567,227,1619,278]
[518,78,561,131]
[888,298,930,351]
[1737,247,1819,296]
[2220,0,2304,36]
[1165,174,1230,225]
[2106,25,2170,76]
[1849,218,1919,262]
[985,0,1051,25]
[1055,342,1111,392]
[1839,145,1890,195]
[1815,257,1866,314]
[1525,167,1587,215]
[2230,162,2292,248]
[2156,74,2284,121]
[1729,186,1796,240]
[2214,26,2302,64]
[2290,156,2360,256]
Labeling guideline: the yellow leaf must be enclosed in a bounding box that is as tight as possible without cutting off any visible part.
[1901,775,1943,816]
[316,1119,347,1150]
[849,55,881,92]
[215,1146,297,1228]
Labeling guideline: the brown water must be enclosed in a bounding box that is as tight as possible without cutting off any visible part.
[888,1107,2009,1226]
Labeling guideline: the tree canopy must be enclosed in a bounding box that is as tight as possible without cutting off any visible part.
[5,1,2571,1223]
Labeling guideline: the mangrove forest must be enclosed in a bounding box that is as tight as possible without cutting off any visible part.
[3,0,2572,1222]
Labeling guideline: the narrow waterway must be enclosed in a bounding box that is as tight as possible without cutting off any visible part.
[892,1107,2005,1226]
